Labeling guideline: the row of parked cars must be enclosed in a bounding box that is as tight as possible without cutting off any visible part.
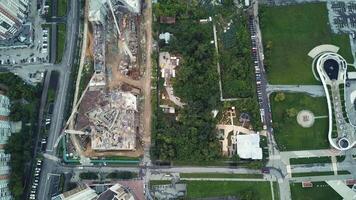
[249,16,266,124]
[249,17,263,102]
[42,29,49,54]
[29,159,42,200]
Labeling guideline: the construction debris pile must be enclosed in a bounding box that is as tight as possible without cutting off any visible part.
[93,24,106,73]
[117,12,140,77]
[65,0,143,157]
[73,90,138,151]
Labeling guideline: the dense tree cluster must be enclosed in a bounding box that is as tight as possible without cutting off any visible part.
[152,1,222,162]
[0,73,40,199]
[152,0,262,162]
[219,12,254,98]
[106,171,136,180]
[79,172,98,180]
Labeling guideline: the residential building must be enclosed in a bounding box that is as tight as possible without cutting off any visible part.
[0,94,12,200]
[0,0,29,40]
[52,184,98,200]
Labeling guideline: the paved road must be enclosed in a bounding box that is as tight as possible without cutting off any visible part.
[180,178,267,182]
[251,1,292,199]
[280,149,342,160]
[266,84,325,97]
[37,0,80,199]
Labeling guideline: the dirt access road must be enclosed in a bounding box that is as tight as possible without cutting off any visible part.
[142,0,153,152]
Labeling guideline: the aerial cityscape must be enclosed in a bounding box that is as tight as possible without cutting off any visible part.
[0,0,356,199]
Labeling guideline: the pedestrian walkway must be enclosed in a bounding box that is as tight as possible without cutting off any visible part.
[326,180,356,200]
[266,84,325,97]
[331,156,338,175]
[280,149,341,160]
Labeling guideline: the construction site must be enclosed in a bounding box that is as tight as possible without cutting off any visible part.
[64,0,147,160]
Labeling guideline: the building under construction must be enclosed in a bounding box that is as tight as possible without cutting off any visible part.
[65,0,143,156]
[70,90,138,151]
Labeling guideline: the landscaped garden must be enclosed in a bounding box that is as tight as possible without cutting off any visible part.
[270,92,329,151]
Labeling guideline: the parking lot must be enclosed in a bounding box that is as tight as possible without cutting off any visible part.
[0,27,50,66]
[328,1,356,33]
[249,15,266,124]
[29,159,43,200]
[0,0,50,67]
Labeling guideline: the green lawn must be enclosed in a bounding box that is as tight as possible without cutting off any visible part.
[290,157,331,165]
[271,93,329,151]
[292,171,334,177]
[260,3,353,84]
[180,173,263,179]
[185,181,273,199]
[57,0,67,17]
[292,170,350,177]
[290,182,342,200]
[56,24,66,64]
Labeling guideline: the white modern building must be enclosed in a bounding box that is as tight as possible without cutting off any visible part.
[310,45,356,150]
[52,184,98,200]
[233,134,262,159]
[97,183,135,200]
[0,0,29,40]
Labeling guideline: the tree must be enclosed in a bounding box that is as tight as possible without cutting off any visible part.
[286,108,298,118]
[274,92,286,102]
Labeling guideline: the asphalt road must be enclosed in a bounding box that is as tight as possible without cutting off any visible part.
[37,0,80,199]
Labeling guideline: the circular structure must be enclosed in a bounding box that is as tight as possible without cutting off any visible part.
[297,110,315,128]
[323,59,340,80]
[338,138,350,149]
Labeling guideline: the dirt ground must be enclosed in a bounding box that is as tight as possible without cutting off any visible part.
[68,4,153,160]
[82,140,144,157]
[85,25,94,59]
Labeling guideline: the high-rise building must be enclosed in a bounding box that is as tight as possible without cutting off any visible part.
[0,94,12,200]
[0,0,29,40]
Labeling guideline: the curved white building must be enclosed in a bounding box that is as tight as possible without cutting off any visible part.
[311,48,356,151]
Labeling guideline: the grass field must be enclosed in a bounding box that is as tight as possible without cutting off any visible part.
[291,171,334,177]
[185,181,273,199]
[57,0,67,17]
[260,3,353,84]
[180,173,263,179]
[270,93,329,151]
[292,170,351,177]
[290,157,331,165]
[290,182,342,200]
[56,24,66,64]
